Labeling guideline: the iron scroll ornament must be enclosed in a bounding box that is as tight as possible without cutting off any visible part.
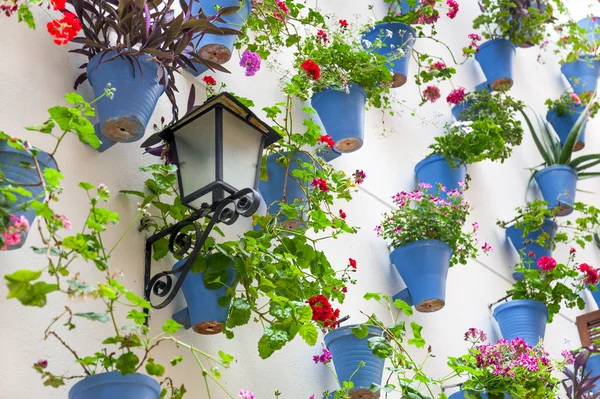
[143,188,262,310]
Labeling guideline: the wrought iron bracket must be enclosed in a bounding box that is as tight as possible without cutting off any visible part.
[142,188,262,317]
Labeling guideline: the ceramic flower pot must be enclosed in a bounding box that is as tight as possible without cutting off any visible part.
[493,299,548,347]
[546,107,587,151]
[588,286,600,308]
[475,39,516,91]
[258,152,311,229]
[325,325,385,399]
[361,22,416,88]
[451,100,473,121]
[449,391,489,399]
[87,51,167,144]
[187,0,252,69]
[578,17,600,47]
[587,353,600,391]
[389,239,452,313]
[505,218,557,281]
[414,154,466,199]
[171,258,235,335]
[0,140,57,250]
[534,165,577,216]
[68,371,160,399]
[316,146,342,162]
[561,58,600,95]
[311,84,366,153]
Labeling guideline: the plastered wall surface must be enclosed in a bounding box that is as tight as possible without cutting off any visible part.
[1,1,600,398]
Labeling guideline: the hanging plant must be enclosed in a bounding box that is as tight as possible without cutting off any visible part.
[67,0,238,147]
[448,327,573,399]
[545,91,599,151]
[376,184,491,312]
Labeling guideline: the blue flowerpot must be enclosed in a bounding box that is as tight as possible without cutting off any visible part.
[361,22,416,88]
[578,17,600,47]
[451,100,473,121]
[505,218,557,280]
[588,286,600,308]
[449,391,488,399]
[475,39,516,91]
[414,154,466,198]
[546,107,587,151]
[172,258,235,335]
[69,372,160,399]
[399,0,417,14]
[389,239,452,313]
[0,141,57,250]
[187,0,252,70]
[561,58,600,95]
[587,354,600,392]
[325,325,385,397]
[316,146,342,162]
[534,165,577,216]
[493,299,548,346]
[311,84,366,153]
[258,152,311,229]
[87,51,167,144]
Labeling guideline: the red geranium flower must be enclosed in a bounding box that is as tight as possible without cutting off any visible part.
[50,0,66,10]
[318,134,335,148]
[311,177,329,192]
[446,87,466,105]
[349,258,357,269]
[301,59,321,80]
[317,29,328,43]
[46,11,81,45]
[339,19,348,28]
[537,256,557,272]
[339,209,346,220]
[307,295,340,328]
[203,76,217,85]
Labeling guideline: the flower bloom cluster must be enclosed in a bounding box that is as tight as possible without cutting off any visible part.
[352,169,366,185]
[313,348,332,364]
[239,50,261,77]
[239,389,255,399]
[301,59,321,80]
[579,262,600,285]
[2,214,29,250]
[537,256,556,272]
[318,135,335,148]
[307,295,340,328]
[464,33,482,56]
[446,0,459,19]
[0,2,18,16]
[317,29,328,43]
[423,85,441,103]
[414,0,440,25]
[429,61,446,71]
[54,214,72,230]
[446,87,466,105]
[273,0,289,20]
[311,177,329,192]
[464,327,487,343]
[51,0,66,10]
[47,11,82,45]
[203,76,217,85]
[349,258,357,269]
[472,335,550,376]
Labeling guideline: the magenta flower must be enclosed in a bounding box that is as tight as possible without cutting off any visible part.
[537,256,557,272]
[313,348,332,364]
[36,359,48,369]
[240,50,261,77]
[446,87,466,105]
[446,0,458,18]
[423,85,441,103]
[561,349,575,365]
[239,390,255,399]
[481,242,493,253]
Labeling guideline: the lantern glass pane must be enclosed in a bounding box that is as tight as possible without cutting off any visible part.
[222,111,263,191]
[173,111,215,205]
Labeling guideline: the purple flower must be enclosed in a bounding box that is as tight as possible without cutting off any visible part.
[144,144,174,164]
[561,349,575,365]
[240,50,261,77]
[36,360,48,369]
[313,348,332,364]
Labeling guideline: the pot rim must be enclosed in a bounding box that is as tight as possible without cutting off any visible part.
[492,298,548,319]
[69,371,160,398]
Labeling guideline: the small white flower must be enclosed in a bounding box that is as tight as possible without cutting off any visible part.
[362,39,372,48]
[395,48,405,57]
[385,29,393,38]
[462,127,474,134]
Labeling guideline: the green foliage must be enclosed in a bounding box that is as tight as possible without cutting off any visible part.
[431,89,525,167]
[473,0,562,46]
[378,185,483,267]
[545,92,600,119]
[554,18,600,61]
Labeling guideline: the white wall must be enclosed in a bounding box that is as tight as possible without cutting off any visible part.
[1,1,600,398]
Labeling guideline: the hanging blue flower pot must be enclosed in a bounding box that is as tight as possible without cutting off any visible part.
[451,100,473,121]
[258,152,311,229]
[187,0,252,71]
[325,325,385,398]
[414,154,466,198]
[171,258,235,335]
[69,372,160,399]
[588,286,600,308]
[389,239,452,313]
[561,58,600,95]
[475,39,516,91]
[311,84,366,153]
[546,106,587,151]
[534,165,577,216]
[587,354,600,391]
[505,218,557,281]
[316,146,342,162]
[578,17,600,47]
[449,390,489,399]
[87,51,167,145]
[0,141,57,250]
[361,22,416,88]
[493,299,548,347]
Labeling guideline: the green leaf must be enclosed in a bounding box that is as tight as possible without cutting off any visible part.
[257,326,289,359]
[115,352,139,375]
[145,358,165,377]
[26,120,55,134]
[295,303,313,323]
[218,350,234,366]
[65,93,86,105]
[17,4,35,28]
[363,292,381,301]
[162,319,183,334]
[127,309,148,324]
[47,106,72,131]
[79,182,95,190]
[119,190,146,197]
[227,298,251,327]
[170,355,183,366]
[299,323,318,346]
[75,312,109,323]
[368,336,394,359]
[351,324,370,339]
[393,299,413,316]
[43,168,63,187]
[125,291,151,309]
[5,270,58,307]
[152,237,170,261]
